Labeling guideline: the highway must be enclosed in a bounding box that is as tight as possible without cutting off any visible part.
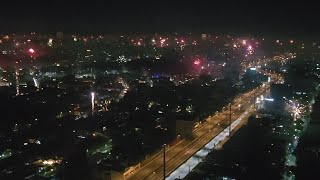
[166,108,253,180]
[126,84,269,180]
[124,54,292,180]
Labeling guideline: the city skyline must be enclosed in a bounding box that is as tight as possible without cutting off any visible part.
[1,3,320,179]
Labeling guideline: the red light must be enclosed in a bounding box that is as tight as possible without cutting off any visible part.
[28,48,35,54]
[194,60,201,65]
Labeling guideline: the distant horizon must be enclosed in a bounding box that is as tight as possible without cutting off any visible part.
[0,2,319,35]
[1,31,319,38]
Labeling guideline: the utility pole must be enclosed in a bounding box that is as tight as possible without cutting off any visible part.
[229,103,232,136]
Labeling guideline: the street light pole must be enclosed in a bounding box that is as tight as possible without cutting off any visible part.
[162,126,167,180]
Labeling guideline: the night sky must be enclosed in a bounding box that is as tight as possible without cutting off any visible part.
[0,2,318,34]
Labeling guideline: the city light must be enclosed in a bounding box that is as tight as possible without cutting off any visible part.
[91,92,95,115]
[47,38,53,46]
[28,48,35,54]
[15,70,19,96]
[35,159,62,166]
[33,77,39,89]
[0,30,303,179]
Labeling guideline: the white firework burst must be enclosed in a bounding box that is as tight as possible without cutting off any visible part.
[285,100,305,121]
